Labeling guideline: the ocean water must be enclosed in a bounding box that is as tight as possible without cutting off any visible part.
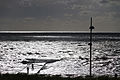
[0,32,120,76]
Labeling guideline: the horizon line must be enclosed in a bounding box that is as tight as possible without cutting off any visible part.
[0,31,120,33]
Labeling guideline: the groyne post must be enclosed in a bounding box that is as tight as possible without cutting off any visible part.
[27,64,29,74]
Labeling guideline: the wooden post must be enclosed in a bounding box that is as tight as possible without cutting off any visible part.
[27,64,29,74]
[88,17,94,77]
[32,64,34,70]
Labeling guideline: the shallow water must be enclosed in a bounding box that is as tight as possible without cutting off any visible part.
[0,39,120,76]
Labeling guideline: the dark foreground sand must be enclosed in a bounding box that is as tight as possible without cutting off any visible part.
[0,74,119,80]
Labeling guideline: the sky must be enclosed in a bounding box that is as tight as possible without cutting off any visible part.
[0,0,120,32]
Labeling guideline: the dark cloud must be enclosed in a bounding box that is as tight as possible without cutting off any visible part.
[110,0,120,2]
[99,0,120,4]
[0,0,120,31]
[99,0,109,4]
[0,0,72,19]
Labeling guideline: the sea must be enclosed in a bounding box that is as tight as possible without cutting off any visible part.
[0,31,120,77]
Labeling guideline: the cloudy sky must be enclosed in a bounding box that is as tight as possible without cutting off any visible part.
[0,0,120,31]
